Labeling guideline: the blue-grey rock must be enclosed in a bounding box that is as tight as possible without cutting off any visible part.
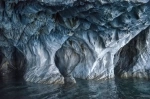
[0,0,150,84]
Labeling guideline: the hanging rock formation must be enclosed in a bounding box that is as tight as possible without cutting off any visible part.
[0,0,150,84]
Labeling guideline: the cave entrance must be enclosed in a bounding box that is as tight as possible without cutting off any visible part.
[114,40,138,77]
[12,47,27,79]
[0,47,26,82]
[114,30,147,78]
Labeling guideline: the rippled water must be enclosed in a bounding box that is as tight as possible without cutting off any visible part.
[0,76,150,99]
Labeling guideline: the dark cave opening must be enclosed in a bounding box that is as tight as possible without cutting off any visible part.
[12,47,27,79]
[114,29,147,78]
[0,47,26,81]
[0,51,4,67]
[114,39,139,77]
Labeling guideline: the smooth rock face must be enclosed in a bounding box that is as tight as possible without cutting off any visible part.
[0,0,150,84]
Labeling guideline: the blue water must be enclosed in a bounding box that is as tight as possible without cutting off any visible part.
[0,77,150,99]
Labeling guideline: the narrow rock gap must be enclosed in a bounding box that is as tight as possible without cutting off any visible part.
[114,28,148,78]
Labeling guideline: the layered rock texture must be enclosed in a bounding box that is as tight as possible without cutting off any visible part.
[0,0,150,84]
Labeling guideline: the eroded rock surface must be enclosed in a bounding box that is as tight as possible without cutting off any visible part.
[0,0,150,84]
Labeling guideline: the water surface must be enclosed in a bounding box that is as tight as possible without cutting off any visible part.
[0,76,150,99]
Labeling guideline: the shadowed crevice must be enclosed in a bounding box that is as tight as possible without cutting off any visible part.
[0,47,27,80]
[114,28,148,78]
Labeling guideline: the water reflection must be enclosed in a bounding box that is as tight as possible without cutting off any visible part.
[115,78,150,99]
[0,77,150,99]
